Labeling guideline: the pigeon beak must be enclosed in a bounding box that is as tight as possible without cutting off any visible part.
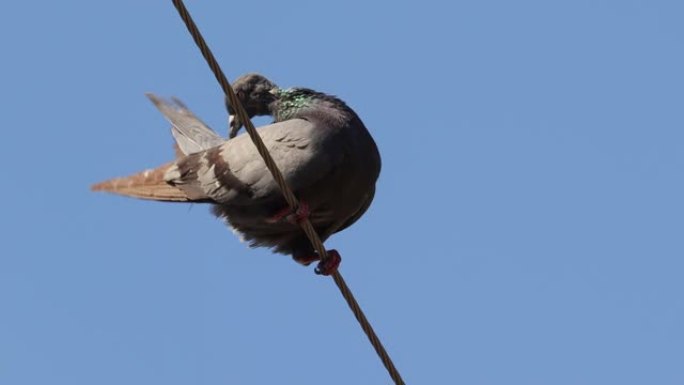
[228,114,240,138]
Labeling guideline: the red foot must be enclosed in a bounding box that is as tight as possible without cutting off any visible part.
[267,201,310,224]
[315,249,341,276]
[293,249,342,275]
[293,253,319,266]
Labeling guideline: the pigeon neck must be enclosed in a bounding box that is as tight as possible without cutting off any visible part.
[273,88,313,120]
[273,87,354,124]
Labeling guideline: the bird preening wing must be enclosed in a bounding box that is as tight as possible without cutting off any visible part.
[92,74,380,260]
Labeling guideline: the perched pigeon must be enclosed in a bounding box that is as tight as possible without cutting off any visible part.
[92,73,381,274]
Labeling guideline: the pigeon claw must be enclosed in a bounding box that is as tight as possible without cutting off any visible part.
[292,249,341,275]
[315,249,342,276]
[267,201,310,224]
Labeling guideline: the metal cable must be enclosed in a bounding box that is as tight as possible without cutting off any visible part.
[170,1,405,383]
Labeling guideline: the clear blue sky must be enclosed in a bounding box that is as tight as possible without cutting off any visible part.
[1,1,683,384]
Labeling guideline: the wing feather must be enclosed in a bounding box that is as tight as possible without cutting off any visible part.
[146,94,224,155]
[165,118,338,206]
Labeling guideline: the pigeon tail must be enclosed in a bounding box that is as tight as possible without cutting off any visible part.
[91,162,191,202]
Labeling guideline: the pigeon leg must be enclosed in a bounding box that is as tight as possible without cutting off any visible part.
[266,201,310,224]
[292,249,341,275]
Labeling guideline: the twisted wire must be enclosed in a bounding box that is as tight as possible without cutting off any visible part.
[171,1,405,383]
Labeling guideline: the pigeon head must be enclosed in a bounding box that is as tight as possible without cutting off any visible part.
[228,73,279,138]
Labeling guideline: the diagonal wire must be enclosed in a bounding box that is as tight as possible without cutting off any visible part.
[170,1,405,383]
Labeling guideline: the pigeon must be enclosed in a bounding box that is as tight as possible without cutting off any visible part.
[92,73,381,274]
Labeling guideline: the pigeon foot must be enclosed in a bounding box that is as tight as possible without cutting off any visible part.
[267,201,310,224]
[292,249,341,275]
[315,249,341,276]
[293,252,319,266]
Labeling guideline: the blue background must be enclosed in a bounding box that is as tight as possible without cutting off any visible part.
[2,1,682,384]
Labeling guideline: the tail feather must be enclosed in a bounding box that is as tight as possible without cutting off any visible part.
[91,162,191,202]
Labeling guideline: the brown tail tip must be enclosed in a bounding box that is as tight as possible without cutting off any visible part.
[91,162,190,202]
